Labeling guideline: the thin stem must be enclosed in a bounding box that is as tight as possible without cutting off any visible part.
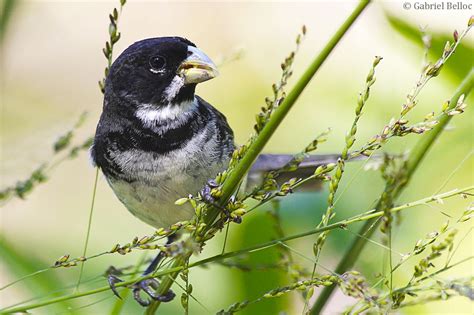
[388,228,393,295]
[74,167,100,291]
[312,55,382,279]
[0,268,50,291]
[310,68,474,314]
[434,149,473,195]
[221,221,231,254]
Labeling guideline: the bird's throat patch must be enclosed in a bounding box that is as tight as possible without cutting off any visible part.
[134,98,198,132]
[163,75,185,103]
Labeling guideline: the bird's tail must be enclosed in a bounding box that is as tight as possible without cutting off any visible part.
[246,153,372,192]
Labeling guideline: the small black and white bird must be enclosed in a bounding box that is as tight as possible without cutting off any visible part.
[92,37,234,230]
[91,37,341,305]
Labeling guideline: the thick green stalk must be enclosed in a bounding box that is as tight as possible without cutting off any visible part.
[0,0,16,43]
[310,68,474,314]
[2,185,470,314]
[146,1,371,314]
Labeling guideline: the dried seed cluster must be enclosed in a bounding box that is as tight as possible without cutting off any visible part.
[314,56,382,260]
[98,0,126,93]
[0,113,91,203]
[217,275,335,315]
[254,25,306,134]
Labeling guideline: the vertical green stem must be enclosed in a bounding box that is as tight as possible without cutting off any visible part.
[310,68,474,314]
[146,1,371,313]
[74,167,100,291]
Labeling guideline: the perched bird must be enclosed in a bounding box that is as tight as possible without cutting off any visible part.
[92,37,234,230]
[91,37,341,306]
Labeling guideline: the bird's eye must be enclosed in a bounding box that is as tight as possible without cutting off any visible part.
[149,55,166,73]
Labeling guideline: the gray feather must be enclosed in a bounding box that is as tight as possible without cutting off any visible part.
[246,153,374,191]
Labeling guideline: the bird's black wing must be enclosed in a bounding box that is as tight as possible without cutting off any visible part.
[195,95,235,158]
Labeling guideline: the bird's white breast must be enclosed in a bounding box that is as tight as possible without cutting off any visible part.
[106,125,227,228]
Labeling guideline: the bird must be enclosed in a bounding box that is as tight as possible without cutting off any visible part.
[91,36,345,306]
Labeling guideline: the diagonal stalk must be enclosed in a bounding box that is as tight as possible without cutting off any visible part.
[146,1,372,313]
[310,68,474,314]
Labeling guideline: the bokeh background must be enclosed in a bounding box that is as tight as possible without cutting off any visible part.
[1,1,473,314]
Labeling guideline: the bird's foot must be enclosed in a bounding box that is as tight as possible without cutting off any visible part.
[107,274,124,299]
[132,278,176,306]
[200,179,219,204]
[201,180,242,226]
[107,273,175,306]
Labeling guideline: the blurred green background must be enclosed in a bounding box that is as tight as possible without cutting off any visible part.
[1,1,472,314]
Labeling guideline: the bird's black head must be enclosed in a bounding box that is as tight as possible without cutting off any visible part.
[106,37,218,107]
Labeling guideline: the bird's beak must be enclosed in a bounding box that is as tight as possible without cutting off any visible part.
[178,46,219,84]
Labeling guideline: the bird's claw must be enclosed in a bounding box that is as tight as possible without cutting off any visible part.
[132,278,175,306]
[107,274,124,299]
[108,274,175,306]
[201,180,242,226]
[200,179,219,204]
